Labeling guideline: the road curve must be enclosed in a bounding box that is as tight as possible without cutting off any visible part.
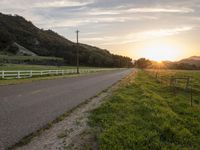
[0,69,133,149]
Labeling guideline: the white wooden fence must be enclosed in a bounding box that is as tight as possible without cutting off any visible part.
[0,68,115,79]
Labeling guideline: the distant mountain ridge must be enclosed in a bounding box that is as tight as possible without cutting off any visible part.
[0,13,132,67]
[187,56,200,60]
[178,56,200,66]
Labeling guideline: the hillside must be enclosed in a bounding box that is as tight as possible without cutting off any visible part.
[178,56,200,66]
[0,13,132,67]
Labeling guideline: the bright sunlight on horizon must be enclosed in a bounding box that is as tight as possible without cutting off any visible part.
[136,42,186,61]
[141,45,182,61]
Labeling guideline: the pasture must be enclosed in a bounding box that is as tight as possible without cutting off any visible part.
[0,63,99,70]
[90,70,200,149]
[0,55,65,66]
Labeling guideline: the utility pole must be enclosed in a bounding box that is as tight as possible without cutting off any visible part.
[76,30,79,74]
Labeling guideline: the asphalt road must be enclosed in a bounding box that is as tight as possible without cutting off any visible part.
[0,69,133,149]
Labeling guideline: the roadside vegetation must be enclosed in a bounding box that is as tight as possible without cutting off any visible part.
[90,70,200,149]
[0,55,65,66]
[0,63,99,70]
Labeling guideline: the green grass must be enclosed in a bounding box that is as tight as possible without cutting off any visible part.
[0,55,65,65]
[0,55,64,61]
[0,64,99,70]
[90,70,200,150]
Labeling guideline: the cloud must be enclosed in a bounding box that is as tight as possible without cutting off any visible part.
[122,26,194,44]
[42,16,133,28]
[34,0,93,8]
[126,7,194,13]
[138,26,193,37]
[87,6,193,17]
[88,10,120,15]
[93,26,194,46]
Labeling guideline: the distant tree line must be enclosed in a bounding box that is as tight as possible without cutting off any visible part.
[134,58,200,70]
[0,13,133,68]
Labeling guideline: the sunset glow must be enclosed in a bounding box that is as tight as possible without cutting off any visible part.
[140,44,182,61]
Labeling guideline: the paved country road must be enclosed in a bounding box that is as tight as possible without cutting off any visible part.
[0,69,133,149]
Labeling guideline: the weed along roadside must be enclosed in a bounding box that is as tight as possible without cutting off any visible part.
[89,70,200,149]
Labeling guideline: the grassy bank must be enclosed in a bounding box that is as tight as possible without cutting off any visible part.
[0,55,65,66]
[0,64,99,70]
[90,70,200,149]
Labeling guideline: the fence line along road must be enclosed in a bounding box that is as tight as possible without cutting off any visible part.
[0,68,117,79]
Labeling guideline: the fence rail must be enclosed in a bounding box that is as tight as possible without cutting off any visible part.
[0,68,116,79]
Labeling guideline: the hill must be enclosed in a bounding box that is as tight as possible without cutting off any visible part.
[0,13,132,67]
[178,56,200,66]
[134,56,200,70]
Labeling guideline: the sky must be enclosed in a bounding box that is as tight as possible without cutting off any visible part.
[0,0,200,61]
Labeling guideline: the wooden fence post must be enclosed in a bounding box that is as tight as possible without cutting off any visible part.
[30,70,32,77]
[2,71,4,79]
[156,72,158,79]
[185,77,190,90]
[190,84,193,107]
[17,71,20,79]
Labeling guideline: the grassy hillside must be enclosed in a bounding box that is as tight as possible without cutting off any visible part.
[0,13,132,67]
[0,64,101,70]
[0,55,65,66]
[178,56,200,67]
[90,70,200,149]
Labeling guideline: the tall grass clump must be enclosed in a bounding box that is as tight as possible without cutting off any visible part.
[90,71,200,150]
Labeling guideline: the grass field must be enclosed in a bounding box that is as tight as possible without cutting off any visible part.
[90,70,200,150]
[0,55,63,61]
[0,55,65,66]
[0,64,98,70]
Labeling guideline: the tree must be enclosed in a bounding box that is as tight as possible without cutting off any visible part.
[135,58,152,69]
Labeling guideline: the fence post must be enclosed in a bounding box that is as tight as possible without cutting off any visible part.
[30,70,32,77]
[17,71,20,79]
[185,77,190,90]
[2,70,4,79]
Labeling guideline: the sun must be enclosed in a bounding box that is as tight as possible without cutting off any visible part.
[141,43,182,61]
